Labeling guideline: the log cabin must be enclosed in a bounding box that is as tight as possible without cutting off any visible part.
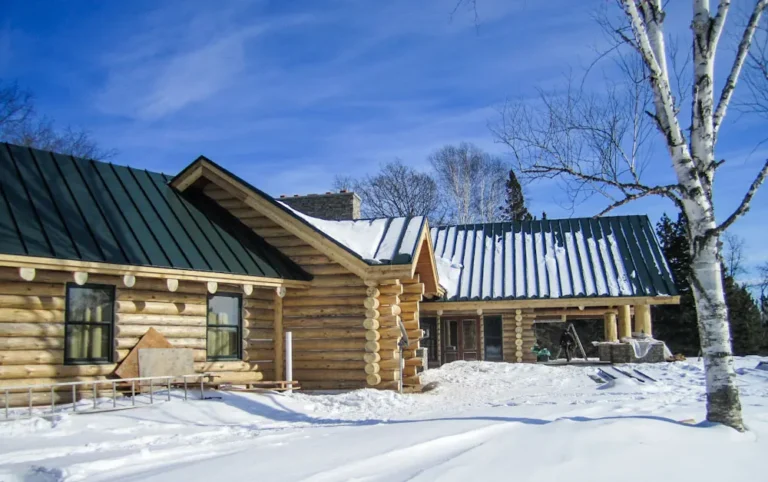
[0,143,679,405]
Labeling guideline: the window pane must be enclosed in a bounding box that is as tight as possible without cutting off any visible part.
[462,320,476,350]
[208,295,240,326]
[67,286,114,322]
[208,327,239,358]
[484,316,503,361]
[447,321,458,348]
[66,324,110,361]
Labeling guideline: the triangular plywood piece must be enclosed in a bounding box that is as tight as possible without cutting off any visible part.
[114,327,174,379]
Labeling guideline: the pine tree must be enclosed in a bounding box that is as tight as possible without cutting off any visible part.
[653,213,700,355]
[499,169,531,221]
[725,276,764,355]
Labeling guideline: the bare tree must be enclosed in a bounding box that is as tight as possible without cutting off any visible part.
[742,15,768,117]
[722,232,746,279]
[429,142,508,224]
[333,160,443,221]
[494,0,768,431]
[0,79,114,160]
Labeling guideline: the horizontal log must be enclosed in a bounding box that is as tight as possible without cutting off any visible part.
[116,301,207,316]
[377,284,404,296]
[247,329,273,339]
[117,348,206,363]
[0,308,64,323]
[377,295,399,306]
[291,351,362,362]
[0,376,107,391]
[364,363,380,375]
[298,287,368,298]
[283,317,363,329]
[292,369,368,381]
[116,325,206,339]
[278,245,321,256]
[378,314,401,327]
[244,308,273,320]
[365,308,380,319]
[401,320,420,331]
[365,287,380,297]
[0,364,115,379]
[376,349,400,360]
[116,337,206,349]
[365,330,380,341]
[400,294,423,303]
[309,276,366,288]
[304,264,354,276]
[378,369,401,382]
[0,336,64,350]
[402,365,417,377]
[289,255,334,266]
[293,360,365,370]
[292,339,363,351]
[266,236,310,248]
[245,320,273,330]
[363,297,379,309]
[376,279,401,286]
[0,295,65,310]
[402,283,425,295]
[403,375,421,386]
[195,361,260,372]
[117,290,206,304]
[0,282,64,297]
[0,349,64,365]
[401,276,419,284]
[0,322,64,337]
[208,371,265,383]
[283,306,366,317]
[363,352,381,363]
[287,328,364,339]
[283,296,364,308]
[301,380,364,390]
[399,302,418,313]
[379,358,424,369]
[116,313,206,326]
[246,350,275,362]
[244,298,274,309]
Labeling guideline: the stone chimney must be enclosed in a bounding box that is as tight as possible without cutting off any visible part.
[279,191,361,220]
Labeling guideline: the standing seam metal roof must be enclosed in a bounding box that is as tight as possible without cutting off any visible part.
[431,216,678,301]
[0,143,310,281]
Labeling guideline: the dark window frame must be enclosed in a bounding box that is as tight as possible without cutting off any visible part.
[206,292,243,361]
[64,282,116,365]
[483,315,504,362]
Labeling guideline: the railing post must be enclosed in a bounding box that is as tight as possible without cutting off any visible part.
[149,378,153,404]
[131,381,135,406]
[167,377,171,401]
[92,383,97,409]
[51,386,55,412]
[72,385,77,412]
[184,377,188,401]
[112,382,117,408]
[28,388,32,417]
[5,389,9,420]
[200,376,204,400]
[285,331,293,394]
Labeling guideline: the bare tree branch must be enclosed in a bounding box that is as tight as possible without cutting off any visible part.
[713,0,768,138]
[709,158,768,236]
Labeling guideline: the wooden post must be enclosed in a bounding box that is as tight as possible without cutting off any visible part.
[603,312,618,342]
[274,287,285,381]
[617,305,631,339]
[634,304,651,336]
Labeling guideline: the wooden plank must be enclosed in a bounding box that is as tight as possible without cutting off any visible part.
[114,327,174,379]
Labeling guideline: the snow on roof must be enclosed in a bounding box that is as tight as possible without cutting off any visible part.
[430,216,678,301]
[278,202,425,264]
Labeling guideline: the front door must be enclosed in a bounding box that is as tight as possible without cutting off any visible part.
[442,317,479,364]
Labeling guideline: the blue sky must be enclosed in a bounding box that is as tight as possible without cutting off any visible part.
[1,0,767,283]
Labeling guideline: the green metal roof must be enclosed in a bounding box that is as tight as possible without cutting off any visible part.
[431,216,678,301]
[0,143,310,281]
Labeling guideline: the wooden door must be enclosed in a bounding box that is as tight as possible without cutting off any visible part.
[442,317,479,363]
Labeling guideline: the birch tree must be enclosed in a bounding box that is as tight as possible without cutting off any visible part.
[495,0,768,431]
[429,142,508,224]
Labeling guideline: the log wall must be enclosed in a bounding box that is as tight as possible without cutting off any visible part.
[0,267,272,405]
[502,309,537,364]
[203,183,370,391]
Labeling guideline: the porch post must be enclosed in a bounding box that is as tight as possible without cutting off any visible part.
[617,305,631,339]
[603,312,618,342]
[436,310,442,365]
[273,286,285,380]
[634,304,651,336]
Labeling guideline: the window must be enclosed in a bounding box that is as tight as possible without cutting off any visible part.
[207,293,242,360]
[65,284,115,364]
[484,316,503,361]
[421,318,438,362]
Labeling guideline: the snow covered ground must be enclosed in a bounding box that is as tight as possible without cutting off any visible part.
[1,357,767,482]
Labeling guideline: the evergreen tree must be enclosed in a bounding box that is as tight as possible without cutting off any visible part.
[725,276,764,355]
[499,169,531,221]
[653,213,700,355]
